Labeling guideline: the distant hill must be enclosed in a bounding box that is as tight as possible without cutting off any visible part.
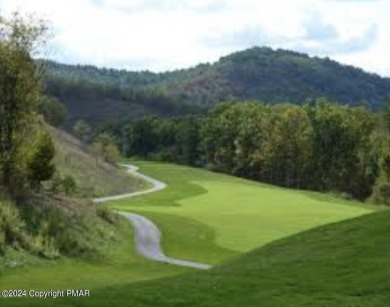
[43,62,203,125]
[42,47,390,125]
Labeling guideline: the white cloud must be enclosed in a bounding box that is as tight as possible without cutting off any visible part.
[0,0,389,76]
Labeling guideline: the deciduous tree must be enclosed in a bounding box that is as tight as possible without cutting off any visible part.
[0,12,48,191]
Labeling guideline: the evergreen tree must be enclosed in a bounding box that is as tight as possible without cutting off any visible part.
[27,131,56,190]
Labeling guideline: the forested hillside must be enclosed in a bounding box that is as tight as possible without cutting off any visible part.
[42,61,204,125]
[43,47,390,125]
[101,100,390,204]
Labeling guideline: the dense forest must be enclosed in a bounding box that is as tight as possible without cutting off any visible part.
[98,100,390,204]
[42,47,390,126]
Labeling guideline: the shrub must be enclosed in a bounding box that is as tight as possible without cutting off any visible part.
[49,172,77,196]
[27,131,56,190]
[62,175,77,195]
[49,172,63,194]
[97,206,118,225]
[32,233,59,259]
[0,200,32,251]
[0,231,4,254]
[92,133,120,165]
[372,181,390,205]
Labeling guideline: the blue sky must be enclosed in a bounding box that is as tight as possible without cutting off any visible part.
[1,0,388,76]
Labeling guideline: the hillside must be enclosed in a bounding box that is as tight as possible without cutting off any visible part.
[43,61,204,124]
[43,47,390,125]
[13,209,386,307]
[0,127,148,268]
[90,210,390,307]
[49,127,147,197]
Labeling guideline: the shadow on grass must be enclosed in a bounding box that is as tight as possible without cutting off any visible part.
[130,210,238,264]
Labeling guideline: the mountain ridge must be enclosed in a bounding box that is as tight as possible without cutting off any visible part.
[42,46,390,125]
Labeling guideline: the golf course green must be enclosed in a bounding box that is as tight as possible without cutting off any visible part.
[0,161,379,306]
[110,161,373,261]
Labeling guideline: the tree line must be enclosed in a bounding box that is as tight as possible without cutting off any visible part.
[101,100,390,203]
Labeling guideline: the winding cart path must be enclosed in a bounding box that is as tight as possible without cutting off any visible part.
[94,164,212,270]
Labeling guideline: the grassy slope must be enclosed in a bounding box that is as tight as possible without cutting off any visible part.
[6,209,390,306]
[0,133,188,297]
[111,162,374,258]
[96,210,390,307]
[50,127,148,196]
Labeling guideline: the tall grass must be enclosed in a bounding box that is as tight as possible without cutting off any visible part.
[0,192,125,268]
[49,127,148,197]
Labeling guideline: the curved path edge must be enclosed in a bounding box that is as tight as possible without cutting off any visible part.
[93,163,212,270]
[93,164,167,203]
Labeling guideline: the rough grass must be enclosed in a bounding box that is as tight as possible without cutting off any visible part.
[0,130,162,283]
[4,210,390,307]
[0,128,148,265]
[111,161,374,255]
[50,127,147,197]
[0,216,189,292]
[0,194,128,265]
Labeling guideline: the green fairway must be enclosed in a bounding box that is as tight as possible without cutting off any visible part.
[119,210,390,307]
[111,161,373,257]
[0,161,379,307]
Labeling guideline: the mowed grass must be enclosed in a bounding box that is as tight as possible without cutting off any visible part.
[0,161,383,307]
[7,210,390,307]
[136,211,237,264]
[111,161,374,257]
[120,210,390,307]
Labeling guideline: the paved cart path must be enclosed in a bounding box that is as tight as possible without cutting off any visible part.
[94,164,212,270]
